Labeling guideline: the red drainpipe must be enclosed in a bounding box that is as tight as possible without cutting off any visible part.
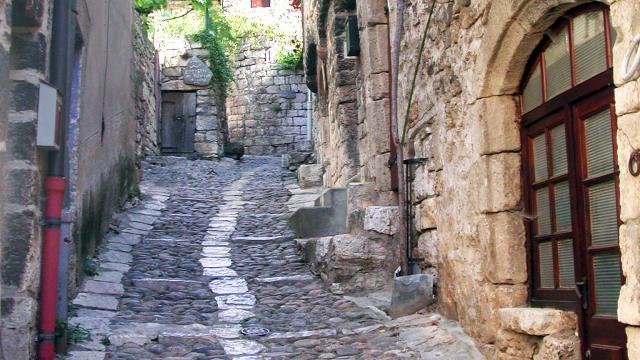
[37,176,66,360]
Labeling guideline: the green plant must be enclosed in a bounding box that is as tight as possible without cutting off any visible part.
[100,337,111,346]
[271,103,283,114]
[276,39,303,70]
[55,321,91,345]
[83,257,99,277]
[188,5,239,97]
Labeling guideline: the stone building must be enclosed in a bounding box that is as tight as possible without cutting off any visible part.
[0,1,158,358]
[224,0,312,160]
[154,0,312,162]
[157,36,226,158]
[301,0,640,358]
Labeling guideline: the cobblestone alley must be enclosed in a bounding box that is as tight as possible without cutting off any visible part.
[64,156,481,360]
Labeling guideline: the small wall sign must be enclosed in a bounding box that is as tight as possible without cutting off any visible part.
[183,57,213,86]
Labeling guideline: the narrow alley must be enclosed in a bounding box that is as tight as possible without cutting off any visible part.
[2,0,639,358]
[65,156,480,360]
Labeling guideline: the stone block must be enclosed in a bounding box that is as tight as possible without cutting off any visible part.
[357,0,388,26]
[363,206,399,235]
[478,211,527,284]
[616,113,640,222]
[5,164,37,205]
[298,164,323,188]
[415,230,439,266]
[628,326,640,360]
[533,330,579,360]
[11,32,47,72]
[360,24,390,75]
[195,142,219,157]
[416,198,437,231]
[196,115,218,131]
[366,72,390,101]
[498,308,577,336]
[476,284,528,342]
[614,80,640,116]
[478,153,521,213]
[619,223,640,325]
[479,95,521,155]
[161,80,207,91]
[414,167,440,201]
[496,329,538,359]
[2,207,38,287]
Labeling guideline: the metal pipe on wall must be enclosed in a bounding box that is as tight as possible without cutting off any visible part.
[38,0,77,358]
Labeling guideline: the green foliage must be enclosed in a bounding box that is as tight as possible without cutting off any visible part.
[189,5,239,97]
[276,41,303,70]
[271,103,283,114]
[135,0,168,13]
[83,257,99,277]
[100,337,111,346]
[56,321,91,345]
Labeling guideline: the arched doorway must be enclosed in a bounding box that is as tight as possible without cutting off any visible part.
[519,4,626,358]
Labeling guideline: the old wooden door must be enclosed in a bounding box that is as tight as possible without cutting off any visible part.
[160,92,196,154]
[520,5,627,358]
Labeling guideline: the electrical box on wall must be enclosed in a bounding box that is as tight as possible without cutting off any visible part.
[37,82,62,150]
[345,16,360,57]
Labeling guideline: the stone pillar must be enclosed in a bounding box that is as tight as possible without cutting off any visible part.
[2,0,51,357]
[611,0,640,351]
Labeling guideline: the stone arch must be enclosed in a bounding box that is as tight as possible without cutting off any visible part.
[471,0,614,337]
[478,0,612,98]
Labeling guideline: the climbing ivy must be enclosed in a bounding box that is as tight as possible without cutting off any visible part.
[189,5,239,97]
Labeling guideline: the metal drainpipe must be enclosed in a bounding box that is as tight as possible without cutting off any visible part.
[38,0,76,358]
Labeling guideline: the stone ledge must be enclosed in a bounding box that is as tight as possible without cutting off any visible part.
[498,307,577,336]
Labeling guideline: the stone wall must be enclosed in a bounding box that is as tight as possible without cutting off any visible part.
[133,13,160,159]
[0,2,153,357]
[1,0,53,356]
[223,0,311,160]
[389,0,640,357]
[0,4,10,351]
[304,0,640,357]
[613,0,640,356]
[158,37,225,158]
[226,39,311,158]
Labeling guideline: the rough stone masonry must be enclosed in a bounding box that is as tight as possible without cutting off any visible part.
[64,156,483,360]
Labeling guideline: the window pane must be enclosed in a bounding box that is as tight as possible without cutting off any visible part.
[573,11,607,84]
[539,241,554,288]
[544,28,572,99]
[588,180,618,245]
[584,109,613,177]
[551,125,568,175]
[533,133,548,182]
[558,239,575,288]
[555,181,572,232]
[593,252,622,315]
[523,65,543,113]
[536,187,552,236]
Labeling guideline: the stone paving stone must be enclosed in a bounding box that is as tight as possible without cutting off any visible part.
[209,278,249,294]
[203,267,238,277]
[107,233,141,246]
[99,262,131,272]
[83,280,125,295]
[200,257,233,268]
[72,293,119,310]
[63,156,481,359]
[92,271,124,283]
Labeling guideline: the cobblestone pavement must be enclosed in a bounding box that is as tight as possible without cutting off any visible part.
[65,156,482,360]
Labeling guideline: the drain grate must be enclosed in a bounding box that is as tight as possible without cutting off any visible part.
[240,327,270,337]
